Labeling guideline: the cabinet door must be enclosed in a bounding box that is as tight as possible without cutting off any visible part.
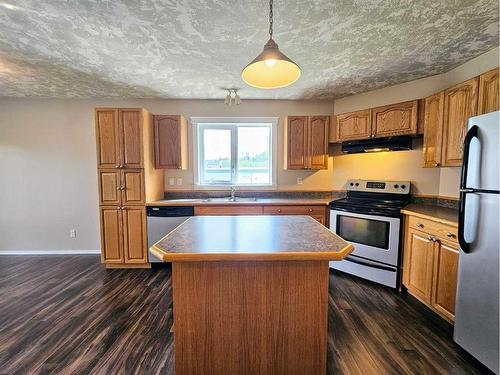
[478,68,499,115]
[98,169,121,205]
[404,229,434,304]
[372,100,418,137]
[335,110,372,141]
[431,240,459,322]
[328,115,339,143]
[121,169,145,205]
[154,115,182,169]
[100,207,123,263]
[95,109,120,168]
[442,78,478,166]
[119,109,143,168]
[286,116,308,169]
[422,92,444,168]
[308,116,329,169]
[122,207,147,264]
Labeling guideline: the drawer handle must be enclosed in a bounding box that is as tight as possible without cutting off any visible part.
[417,223,424,228]
[447,232,456,238]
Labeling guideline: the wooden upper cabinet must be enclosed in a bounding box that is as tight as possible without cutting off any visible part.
[431,239,459,321]
[478,68,499,115]
[95,108,144,169]
[284,116,309,169]
[372,100,418,137]
[442,78,478,167]
[422,92,445,168]
[95,109,120,168]
[335,110,372,141]
[284,116,329,169]
[308,116,329,169]
[154,115,188,170]
[120,109,143,168]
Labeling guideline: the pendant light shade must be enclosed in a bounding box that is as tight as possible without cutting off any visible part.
[242,38,301,89]
[241,0,301,89]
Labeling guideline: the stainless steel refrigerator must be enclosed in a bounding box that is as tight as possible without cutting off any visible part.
[454,111,499,374]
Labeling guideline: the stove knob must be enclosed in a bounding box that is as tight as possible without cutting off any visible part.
[394,184,399,189]
[355,183,359,187]
[350,182,354,186]
[401,184,406,189]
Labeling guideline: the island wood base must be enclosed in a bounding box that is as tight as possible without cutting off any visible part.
[172,260,329,375]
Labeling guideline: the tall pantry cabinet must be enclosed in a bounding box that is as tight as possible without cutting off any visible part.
[95,108,164,268]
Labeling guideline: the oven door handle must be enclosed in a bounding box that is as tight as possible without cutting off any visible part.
[343,256,396,272]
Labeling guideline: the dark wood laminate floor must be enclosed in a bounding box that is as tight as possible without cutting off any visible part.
[0,256,488,374]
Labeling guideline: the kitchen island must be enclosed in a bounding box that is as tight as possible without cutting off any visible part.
[151,215,352,375]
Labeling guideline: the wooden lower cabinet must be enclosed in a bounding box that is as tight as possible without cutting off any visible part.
[403,215,459,322]
[194,204,329,226]
[404,229,434,304]
[431,240,459,321]
[100,206,148,266]
[100,207,123,264]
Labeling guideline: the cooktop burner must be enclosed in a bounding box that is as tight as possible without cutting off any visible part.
[330,179,411,217]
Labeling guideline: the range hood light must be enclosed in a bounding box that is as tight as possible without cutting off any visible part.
[364,148,390,153]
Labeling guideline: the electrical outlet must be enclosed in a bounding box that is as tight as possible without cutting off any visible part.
[177,178,182,186]
[69,229,76,238]
[169,177,175,186]
[297,177,303,185]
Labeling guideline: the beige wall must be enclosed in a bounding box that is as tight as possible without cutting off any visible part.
[333,47,499,197]
[0,98,333,251]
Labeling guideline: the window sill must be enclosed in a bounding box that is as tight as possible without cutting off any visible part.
[194,184,277,191]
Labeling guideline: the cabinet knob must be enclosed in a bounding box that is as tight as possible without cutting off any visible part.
[309,209,313,212]
[447,232,456,238]
[278,209,282,213]
[115,165,120,169]
[434,162,440,167]
[417,223,424,228]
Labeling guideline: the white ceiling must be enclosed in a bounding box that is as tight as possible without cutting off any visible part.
[0,0,498,100]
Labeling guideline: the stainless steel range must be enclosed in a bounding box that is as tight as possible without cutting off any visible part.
[329,179,410,288]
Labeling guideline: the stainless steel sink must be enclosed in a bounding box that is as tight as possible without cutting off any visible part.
[202,197,258,203]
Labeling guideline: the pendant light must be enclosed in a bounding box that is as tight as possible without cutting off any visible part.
[241,0,301,89]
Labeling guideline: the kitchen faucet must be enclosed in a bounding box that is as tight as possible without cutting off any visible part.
[230,186,236,201]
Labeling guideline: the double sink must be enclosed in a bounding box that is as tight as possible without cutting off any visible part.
[167,197,258,203]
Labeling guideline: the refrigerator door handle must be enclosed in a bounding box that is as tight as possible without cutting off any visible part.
[458,125,478,253]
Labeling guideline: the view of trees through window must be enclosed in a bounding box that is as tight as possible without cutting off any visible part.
[199,123,272,185]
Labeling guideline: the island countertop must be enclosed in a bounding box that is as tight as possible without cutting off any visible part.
[150,215,353,262]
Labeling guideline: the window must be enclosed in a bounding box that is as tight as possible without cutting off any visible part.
[194,119,276,186]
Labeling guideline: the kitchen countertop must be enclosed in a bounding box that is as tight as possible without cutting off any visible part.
[150,215,353,262]
[401,204,458,227]
[146,198,332,206]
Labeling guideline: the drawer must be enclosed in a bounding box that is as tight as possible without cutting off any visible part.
[262,205,326,216]
[194,205,263,216]
[407,216,458,243]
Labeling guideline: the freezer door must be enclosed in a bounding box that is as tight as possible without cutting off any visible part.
[466,111,499,191]
[454,191,499,374]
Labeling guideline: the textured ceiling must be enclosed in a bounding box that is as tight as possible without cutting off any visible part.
[0,0,498,99]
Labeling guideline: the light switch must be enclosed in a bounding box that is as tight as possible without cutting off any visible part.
[297,177,303,185]
[169,177,175,185]
[177,178,182,186]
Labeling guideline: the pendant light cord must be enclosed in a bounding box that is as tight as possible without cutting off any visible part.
[269,0,273,39]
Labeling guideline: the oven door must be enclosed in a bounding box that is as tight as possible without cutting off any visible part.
[330,209,400,266]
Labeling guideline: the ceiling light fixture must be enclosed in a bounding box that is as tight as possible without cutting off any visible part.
[223,89,242,106]
[241,0,301,89]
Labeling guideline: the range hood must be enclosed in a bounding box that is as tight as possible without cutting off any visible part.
[341,136,412,154]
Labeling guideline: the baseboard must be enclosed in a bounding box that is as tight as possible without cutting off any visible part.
[0,250,100,255]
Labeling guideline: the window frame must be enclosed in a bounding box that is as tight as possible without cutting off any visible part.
[192,117,278,188]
